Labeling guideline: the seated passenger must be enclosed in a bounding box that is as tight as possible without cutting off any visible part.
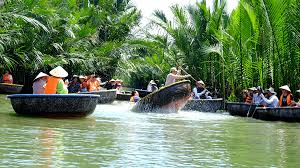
[44,66,68,94]
[79,75,88,92]
[193,80,212,99]
[105,79,116,90]
[245,87,256,104]
[32,72,49,94]
[2,71,13,84]
[115,79,123,93]
[147,80,158,92]
[260,87,279,107]
[68,75,81,93]
[295,90,300,107]
[87,75,100,92]
[252,86,264,105]
[130,91,140,103]
[242,89,248,102]
[279,85,293,107]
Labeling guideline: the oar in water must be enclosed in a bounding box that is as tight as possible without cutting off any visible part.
[246,104,258,117]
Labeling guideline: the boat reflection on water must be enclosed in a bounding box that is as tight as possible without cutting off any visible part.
[39,128,60,167]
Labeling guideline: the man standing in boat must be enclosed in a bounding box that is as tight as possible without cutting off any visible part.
[165,67,191,86]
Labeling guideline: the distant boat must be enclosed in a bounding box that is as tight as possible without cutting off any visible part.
[134,89,152,98]
[132,80,191,113]
[226,102,258,117]
[0,83,23,94]
[116,91,131,101]
[80,89,117,104]
[183,98,224,112]
[8,94,99,118]
[254,107,300,122]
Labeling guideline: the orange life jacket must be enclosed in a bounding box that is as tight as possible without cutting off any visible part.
[2,73,13,84]
[88,80,100,92]
[245,96,252,104]
[279,94,292,107]
[44,77,60,94]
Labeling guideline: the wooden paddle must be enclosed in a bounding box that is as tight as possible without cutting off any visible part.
[178,67,197,82]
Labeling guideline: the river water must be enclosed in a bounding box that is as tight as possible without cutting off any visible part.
[1,95,300,167]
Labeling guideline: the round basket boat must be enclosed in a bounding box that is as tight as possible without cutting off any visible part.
[132,80,191,113]
[134,89,151,98]
[0,83,23,94]
[7,94,100,118]
[254,107,300,122]
[226,102,258,117]
[182,98,224,112]
[116,92,131,101]
[80,89,117,104]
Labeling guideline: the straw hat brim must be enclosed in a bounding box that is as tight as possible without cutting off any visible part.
[34,72,49,81]
[196,80,205,85]
[279,85,291,92]
[248,87,257,91]
[267,90,276,94]
[49,66,68,78]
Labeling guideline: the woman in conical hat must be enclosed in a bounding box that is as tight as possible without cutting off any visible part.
[44,66,69,94]
[79,75,88,92]
[32,72,49,94]
[279,85,293,107]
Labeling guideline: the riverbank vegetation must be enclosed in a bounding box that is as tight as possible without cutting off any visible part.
[0,0,140,91]
[1,0,300,99]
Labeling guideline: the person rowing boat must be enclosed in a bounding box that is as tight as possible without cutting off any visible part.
[165,67,191,86]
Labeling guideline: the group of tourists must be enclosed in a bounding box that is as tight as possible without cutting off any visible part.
[32,66,123,94]
[104,79,123,92]
[243,85,300,107]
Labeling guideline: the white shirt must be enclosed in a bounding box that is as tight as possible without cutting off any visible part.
[261,94,279,107]
[147,83,152,92]
[253,93,264,105]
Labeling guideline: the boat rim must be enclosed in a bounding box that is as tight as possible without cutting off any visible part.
[7,94,100,98]
[143,80,191,98]
[0,83,24,87]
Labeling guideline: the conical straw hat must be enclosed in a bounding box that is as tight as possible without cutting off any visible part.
[279,85,291,92]
[266,87,276,94]
[49,66,68,78]
[33,72,49,81]
[248,87,257,91]
[79,75,86,79]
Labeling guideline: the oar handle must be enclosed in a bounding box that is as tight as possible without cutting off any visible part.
[179,67,197,82]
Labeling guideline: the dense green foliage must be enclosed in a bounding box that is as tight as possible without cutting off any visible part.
[120,0,300,100]
[0,0,140,87]
[1,0,300,98]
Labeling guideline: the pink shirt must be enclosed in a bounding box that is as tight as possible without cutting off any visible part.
[33,79,47,94]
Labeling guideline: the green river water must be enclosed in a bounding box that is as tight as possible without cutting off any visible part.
[1,94,300,168]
